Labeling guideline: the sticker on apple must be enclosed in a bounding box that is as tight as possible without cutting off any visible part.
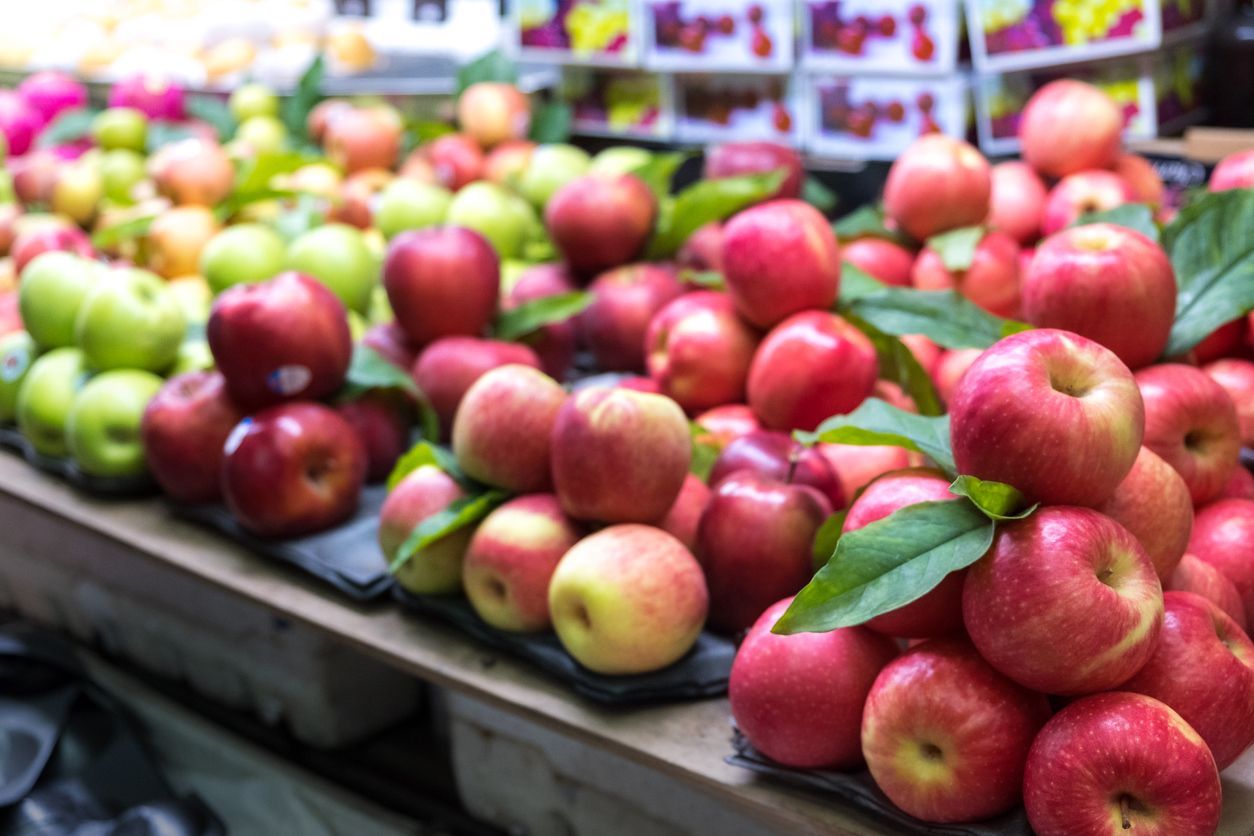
[267,364,313,397]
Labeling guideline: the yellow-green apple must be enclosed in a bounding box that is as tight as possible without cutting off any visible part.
[645,291,759,412]
[1023,224,1175,370]
[588,145,650,176]
[548,524,707,674]
[446,181,537,259]
[229,82,278,120]
[721,200,840,329]
[986,160,1047,245]
[911,230,1021,318]
[383,226,499,346]
[696,469,831,633]
[1189,498,1254,626]
[75,268,186,372]
[550,387,690,523]
[963,506,1163,694]
[207,271,351,409]
[931,347,982,405]
[503,263,577,379]
[11,225,94,275]
[65,369,163,476]
[412,337,540,435]
[323,107,401,174]
[659,473,710,552]
[18,252,98,350]
[578,263,682,372]
[90,107,148,152]
[693,403,760,447]
[708,429,845,510]
[1135,363,1240,505]
[169,339,212,376]
[0,331,38,422]
[457,82,530,149]
[843,468,966,638]
[1204,359,1254,445]
[730,597,898,769]
[420,133,484,191]
[452,364,565,492]
[746,311,878,432]
[141,370,244,503]
[1113,152,1165,208]
[15,347,90,457]
[199,223,287,294]
[840,237,913,286]
[379,464,472,595]
[483,139,536,185]
[862,638,1050,823]
[816,443,914,502]
[234,114,287,155]
[287,224,378,314]
[222,402,367,538]
[1209,148,1254,191]
[336,390,412,483]
[1169,553,1248,631]
[516,143,591,209]
[1041,170,1135,236]
[463,494,580,632]
[1019,80,1123,178]
[1023,693,1221,836]
[146,205,219,280]
[703,141,803,201]
[149,139,233,206]
[362,322,419,371]
[676,221,723,273]
[166,275,212,326]
[99,149,147,205]
[546,173,656,278]
[1123,591,1254,769]
[374,179,452,240]
[950,329,1143,507]
[883,134,991,241]
[1096,446,1193,582]
[50,161,103,227]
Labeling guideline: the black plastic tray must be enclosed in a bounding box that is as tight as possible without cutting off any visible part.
[392,586,735,704]
[0,425,157,498]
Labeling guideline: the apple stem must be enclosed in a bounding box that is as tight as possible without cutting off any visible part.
[1120,795,1132,830]
[785,449,800,485]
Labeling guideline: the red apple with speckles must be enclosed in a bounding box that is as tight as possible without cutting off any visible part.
[504,262,578,379]
[912,230,1022,318]
[841,237,914,287]
[412,337,540,435]
[883,134,991,241]
[383,226,500,346]
[1169,553,1248,631]
[1040,170,1135,236]
[708,429,845,511]
[1204,358,1254,445]
[141,371,245,504]
[545,173,656,277]
[645,291,759,413]
[1097,446,1193,582]
[659,473,710,552]
[817,443,914,502]
[987,161,1047,245]
[703,141,803,201]
[1020,80,1123,178]
[578,263,682,372]
[932,348,982,405]
[693,403,759,447]
[1189,498,1254,627]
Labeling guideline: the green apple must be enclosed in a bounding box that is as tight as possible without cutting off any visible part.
[16,347,90,457]
[516,143,590,209]
[235,115,288,155]
[75,268,186,372]
[91,107,148,153]
[51,161,103,226]
[590,146,652,176]
[0,331,40,423]
[100,149,148,205]
[374,179,451,239]
[229,83,279,121]
[167,277,212,325]
[66,369,164,477]
[200,223,287,294]
[368,284,392,325]
[446,182,537,258]
[19,252,99,350]
[0,170,13,205]
[286,223,377,314]
[168,339,214,376]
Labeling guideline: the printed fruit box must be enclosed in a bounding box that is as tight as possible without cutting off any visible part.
[673,72,800,144]
[513,0,643,66]
[800,0,963,76]
[561,66,675,138]
[642,0,793,73]
[804,73,969,160]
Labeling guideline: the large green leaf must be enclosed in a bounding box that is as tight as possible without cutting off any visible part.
[948,475,1038,521]
[831,204,910,246]
[91,214,156,249]
[773,500,994,634]
[455,49,518,96]
[494,291,592,341]
[528,100,572,143]
[845,313,943,417]
[37,108,99,148]
[795,397,955,475]
[186,95,237,141]
[837,263,888,303]
[630,151,689,200]
[1073,203,1158,241]
[847,287,1031,350]
[389,490,507,572]
[645,169,786,259]
[926,225,983,272]
[803,176,838,213]
[280,53,325,144]
[386,440,464,492]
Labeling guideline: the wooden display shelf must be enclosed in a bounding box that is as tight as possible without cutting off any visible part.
[0,451,1251,835]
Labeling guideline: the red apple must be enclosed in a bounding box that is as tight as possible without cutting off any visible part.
[703,141,803,201]
[504,262,577,379]
[362,322,420,371]
[1040,169,1136,236]
[675,221,723,273]
[693,403,760,447]
[207,272,353,411]
[307,99,352,145]
[931,347,982,405]
[551,387,690,523]
[899,333,941,375]
[645,291,759,413]
[412,337,540,435]
[747,311,878,433]
[1192,317,1247,364]
[1169,553,1248,631]
[816,443,914,502]
[149,138,233,207]
[1204,358,1254,445]
[383,226,500,346]
[1189,498,1254,627]
[1020,79,1123,178]
[986,161,1047,245]
[1113,152,1165,207]
[324,107,401,174]
[327,167,392,229]
[221,403,367,538]
[883,134,991,241]
[659,473,710,552]
[483,139,535,186]
[963,506,1164,695]
[545,173,656,277]
[730,597,898,769]
[1218,465,1254,502]
[336,390,411,483]
[1023,693,1222,836]
[379,464,472,595]
[420,133,484,191]
[578,263,683,372]
[708,429,845,511]
[141,371,245,504]
[12,226,94,275]
[911,230,1021,318]
[1209,148,1254,191]
[862,638,1050,823]
[614,375,660,394]
[1096,446,1193,582]
[1136,363,1241,505]
[840,237,914,287]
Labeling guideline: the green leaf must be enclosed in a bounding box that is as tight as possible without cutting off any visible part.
[528,100,571,144]
[271,195,326,243]
[689,421,721,481]
[214,187,298,222]
[235,149,326,196]
[630,151,689,200]
[926,225,984,272]
[802,176,838,213]
[343,343,440,440]
[679,269,725,290]
[1162,189,1254,356]
[948,475,1039,521]
[389,490,507,572]
[146,121,196,152]
[645,168,786,259]
[37,108,98,148]
[845,312,943,417]
[495,291,592,342]
[795,398,955,475]
[811,512,846,568]
[91,214,156,249]
[837,263,888,304]
[406,119,456,146]
[281,53,325,144]
[386,440,464,492]
[1073,203,1158,241]
[847,287,1029,350]
[186,95,237,142]
[832,204,910,246]
[456,49,518,97]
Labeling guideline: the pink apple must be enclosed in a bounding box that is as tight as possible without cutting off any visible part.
[1136,363,1241,505]
[207,272,352,411]
[963,506,1163,695]
[708,429,845,513]
[1192,317,1247,364]
[551,387,690,523]
[703,141,803,201]
[1019,79,1123,178]
[221,403,367,538]
[1204,358,1254,445]
[911,230,1022,318]
[12,226,94,275]
[1189,498,1254,627]
[324,107,401,174]
[659,473,710,552]
[883,134,991,241]
[614,375,660,394]
[141,371,245,504]
[504,263,577,379]
[336,391,411,483]
[747,311,878,432]
[462,494,581,632]
[950,329,1144,507]
[578,263,683,372]
[420,133,485,191]
[1040,169,1136,236]
[1209,149,1254,191]
[1096,446,1193,582]
[1169,553,1248,631]
[986,161,1047,245]
[412,337,540,435]
[675,221,723,273]
[383,226,500,347]
[840,237,914,286]
[1218,466,1254,502]
[693,403,760,447]
[452,364,566,493]
[730,597,898,769]
[1023,693,1221,836]
[1113,152,1165,207]
[645,291,760,413]
[931,347,982,405]
[816,443,914,501]
[149,139,233,207]
[379,465,472,595]
[545,173,656,277]
[482,139,535,186]
[899,333,941,376]
[862,638,1050,823]
[721,200,840,329]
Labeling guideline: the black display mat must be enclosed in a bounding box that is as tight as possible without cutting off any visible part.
[0,425,157,498]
